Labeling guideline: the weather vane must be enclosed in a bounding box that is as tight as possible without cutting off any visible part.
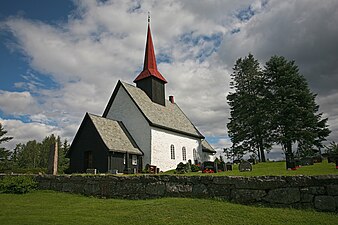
[148,11,150,24]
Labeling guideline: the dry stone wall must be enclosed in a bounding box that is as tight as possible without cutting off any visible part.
[4,174,338,212]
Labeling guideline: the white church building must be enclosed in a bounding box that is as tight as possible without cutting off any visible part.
[68,20,215,173]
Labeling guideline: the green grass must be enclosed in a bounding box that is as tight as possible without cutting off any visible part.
[162,160,338,176]
[0,191,337,225]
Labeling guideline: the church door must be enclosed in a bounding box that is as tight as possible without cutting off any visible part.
[84,151,93,170]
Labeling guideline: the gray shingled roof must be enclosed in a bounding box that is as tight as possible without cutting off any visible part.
[202,139,216,153]
[88,113,143,155]
[121,81,203,138]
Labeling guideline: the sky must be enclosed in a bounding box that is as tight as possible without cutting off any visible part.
[1,0,338,161]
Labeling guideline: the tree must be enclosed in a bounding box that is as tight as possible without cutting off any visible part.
[0,123,13,170]
[59,139,70,173]
[227,54,273,162]
[17,140,41,168]
[223,146,245,162]
[325,141,338,154]
[14,134,70,173]
[263,56,330,167]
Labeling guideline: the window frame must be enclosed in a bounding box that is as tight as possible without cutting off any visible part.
[170,144,175,159]
[182,147,187,161]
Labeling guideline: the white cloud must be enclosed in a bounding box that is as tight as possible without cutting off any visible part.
[0,90,39,115]
[0,118,61,150]
[1,0,338,158]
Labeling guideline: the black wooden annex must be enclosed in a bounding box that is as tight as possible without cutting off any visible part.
[67,113,143,173]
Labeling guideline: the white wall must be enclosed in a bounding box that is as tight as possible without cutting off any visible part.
[200,151,212,162]
[105,86,151,167]
[151,127,203,172]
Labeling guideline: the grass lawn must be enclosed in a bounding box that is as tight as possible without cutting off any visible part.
[162,160,338,176]
[0,191,337,225]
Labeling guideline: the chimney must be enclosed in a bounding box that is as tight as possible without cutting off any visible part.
[169,96,174,103]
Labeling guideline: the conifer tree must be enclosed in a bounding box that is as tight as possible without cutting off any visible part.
[263,56,330,167]
[0,123,13,170]
[227,54,273,162]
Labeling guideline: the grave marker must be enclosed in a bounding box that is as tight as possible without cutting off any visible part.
[47,141,58,175]
[239,161,252,172]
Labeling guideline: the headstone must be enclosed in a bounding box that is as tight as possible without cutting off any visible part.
[149,165,157,174]
[226,163,233,171]
[285,152,296,170]
[202,161,218,173]
[301,157,314,166]
[47,141,58,175]
[217,162,226,171]
[239,161,252,172]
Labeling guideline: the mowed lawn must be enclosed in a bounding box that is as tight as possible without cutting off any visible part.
[0,191,337,225]
[163,160,338,176]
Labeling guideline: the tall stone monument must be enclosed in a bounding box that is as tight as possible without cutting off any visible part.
[47,141,58,175]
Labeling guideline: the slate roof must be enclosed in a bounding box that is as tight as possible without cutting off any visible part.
[119,81,204,138]
[201,139,216,153]
[88,113,143,155]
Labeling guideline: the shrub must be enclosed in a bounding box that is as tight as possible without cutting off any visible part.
[175,162,191,174]
[0,176,37,194]
[191,164,200,172]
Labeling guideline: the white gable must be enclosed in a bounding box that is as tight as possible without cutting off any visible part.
[105,85,151,166]
[103,81,215,171]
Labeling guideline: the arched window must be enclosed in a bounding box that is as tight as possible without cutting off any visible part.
[170,145,175,159]
[193,148,197,160]
[182,147,186,161]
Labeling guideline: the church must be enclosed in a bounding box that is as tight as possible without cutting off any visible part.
[67,19,215,173]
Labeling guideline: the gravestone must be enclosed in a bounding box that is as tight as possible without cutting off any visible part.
[239,161,252,172]
[47,141,58,175]
[226,162,233,171]
[202,161,218,173]
[217,162,226,171]
[301,157,314,166]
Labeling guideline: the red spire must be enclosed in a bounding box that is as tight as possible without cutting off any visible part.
[134,21,167,83]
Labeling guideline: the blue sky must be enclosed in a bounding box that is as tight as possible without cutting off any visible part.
[1,0,338,161]
[0,0,73,86]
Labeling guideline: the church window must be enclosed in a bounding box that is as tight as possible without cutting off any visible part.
[182,147,186,161]
[193,148,197,160]
[170,145,175,159]
[132,155,137,165]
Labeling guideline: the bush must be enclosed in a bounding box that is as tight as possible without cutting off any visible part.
[0,176,37,194]
[175,162,191,174]
[191,164,200,172]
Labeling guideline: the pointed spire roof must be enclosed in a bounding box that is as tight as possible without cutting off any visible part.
[134,17,167,83]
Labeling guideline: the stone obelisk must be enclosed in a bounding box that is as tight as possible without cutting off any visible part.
[47,141,58,175]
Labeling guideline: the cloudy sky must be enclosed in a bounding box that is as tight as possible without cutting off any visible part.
[1,0,338,160]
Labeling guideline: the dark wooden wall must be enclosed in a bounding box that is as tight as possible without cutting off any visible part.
[69,116,108,173]
[136,77,165,106]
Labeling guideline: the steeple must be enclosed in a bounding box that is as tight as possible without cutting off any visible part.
[134,14,167,106]
[134,14,167,83]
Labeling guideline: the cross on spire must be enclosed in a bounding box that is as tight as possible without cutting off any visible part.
[134,14,167,83]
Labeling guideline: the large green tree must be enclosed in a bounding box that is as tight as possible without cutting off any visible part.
[263,56,330,167]
[227,54,273,162]
[16,134,69,173]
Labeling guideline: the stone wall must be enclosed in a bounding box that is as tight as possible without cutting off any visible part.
[4,174,338,212]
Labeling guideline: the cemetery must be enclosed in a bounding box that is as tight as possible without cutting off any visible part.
[1,159,338,213]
